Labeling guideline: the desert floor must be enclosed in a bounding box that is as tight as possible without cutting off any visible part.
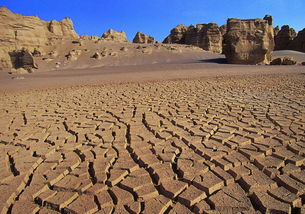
[0,50,305,213]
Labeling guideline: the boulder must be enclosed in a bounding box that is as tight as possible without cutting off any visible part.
[65,50,81,61]
[9,49,38,71]
[101,29,128,42]
[163,24,188,44]
[291,28,305,52]
[91,52,101,60]
[301,62,305,66]
[223,17,275,64]
[270,57,297,65]
[133,32,155,44]
[274,25,297,50]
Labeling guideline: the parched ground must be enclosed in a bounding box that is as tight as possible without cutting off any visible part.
[0,73,304,214]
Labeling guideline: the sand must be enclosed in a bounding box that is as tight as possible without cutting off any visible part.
[0,44,305,213]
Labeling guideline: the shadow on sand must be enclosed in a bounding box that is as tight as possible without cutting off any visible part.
[196,58,228,64]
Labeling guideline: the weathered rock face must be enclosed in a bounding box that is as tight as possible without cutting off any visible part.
[219,24,227,36]
[101,29,128,42]
[163,24,188,44]
[164,23,223,53]
[48,18,79,38]
[0,6,79,68]
[133,32,155,44]
[274,25,297,50]
[9,49,37,71]
[223,18,275,64]
[291,28,305,52]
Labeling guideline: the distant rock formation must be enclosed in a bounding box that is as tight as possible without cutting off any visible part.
[274,26,280,36]
[163,24,188,44]
[0,6,79,68]
[133,32,155,44]
[163,23,223,53]
[274,25,297,50]
[291,28,305,52]
[101,29,128,42]
[223,17,274,64]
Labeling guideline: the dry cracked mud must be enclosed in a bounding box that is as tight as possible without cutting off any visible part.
[0,73,304,214]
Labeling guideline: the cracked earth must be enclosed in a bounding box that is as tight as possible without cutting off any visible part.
[0,74,304,214]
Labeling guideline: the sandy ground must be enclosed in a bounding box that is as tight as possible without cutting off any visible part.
[0,45,305,213]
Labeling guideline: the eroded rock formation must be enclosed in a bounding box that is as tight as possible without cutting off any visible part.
[274,25,297,50]
[163,24,188,44]
[133,32,155,44]
[291,28,305,52]
[223,18,274,64]
[0,6,79,68]
[163,23,223,53]
[101,29,128,42]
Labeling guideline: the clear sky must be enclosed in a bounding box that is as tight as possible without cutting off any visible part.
[2,0,305,41]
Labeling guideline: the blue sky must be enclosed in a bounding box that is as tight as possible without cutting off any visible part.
[2,0,305,41]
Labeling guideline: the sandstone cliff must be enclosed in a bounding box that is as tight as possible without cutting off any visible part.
[0,6,79,68]
[164,23,223,53]
[223,18,274,64]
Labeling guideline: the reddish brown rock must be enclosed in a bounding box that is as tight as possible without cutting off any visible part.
[223,17,275,64]
[133,32,155,44]
[274,25,297,50]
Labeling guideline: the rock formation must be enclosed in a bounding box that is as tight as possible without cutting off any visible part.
[291,28,305,52]
[9,49,37,72]
[274,25,297,50]
[219,24,227,36]
[0,6,79,69]
[164,23,223,53]
[101,29,128,42]
[274,26,280,36]
[270,57,297,65]
[223,17,275,64]
[133,32,155,44]
[163,24,188,44]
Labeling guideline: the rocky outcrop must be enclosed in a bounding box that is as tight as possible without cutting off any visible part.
[291,28,305,52]
[9,49,37,72]
[133,32,155,44]
[164,23,223,53]
[270,57,297,65]
[0,6,79,68]
[163,24,188,44]
[274,25,297,50]
[101,29,128,42]
[223,17,274,64]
